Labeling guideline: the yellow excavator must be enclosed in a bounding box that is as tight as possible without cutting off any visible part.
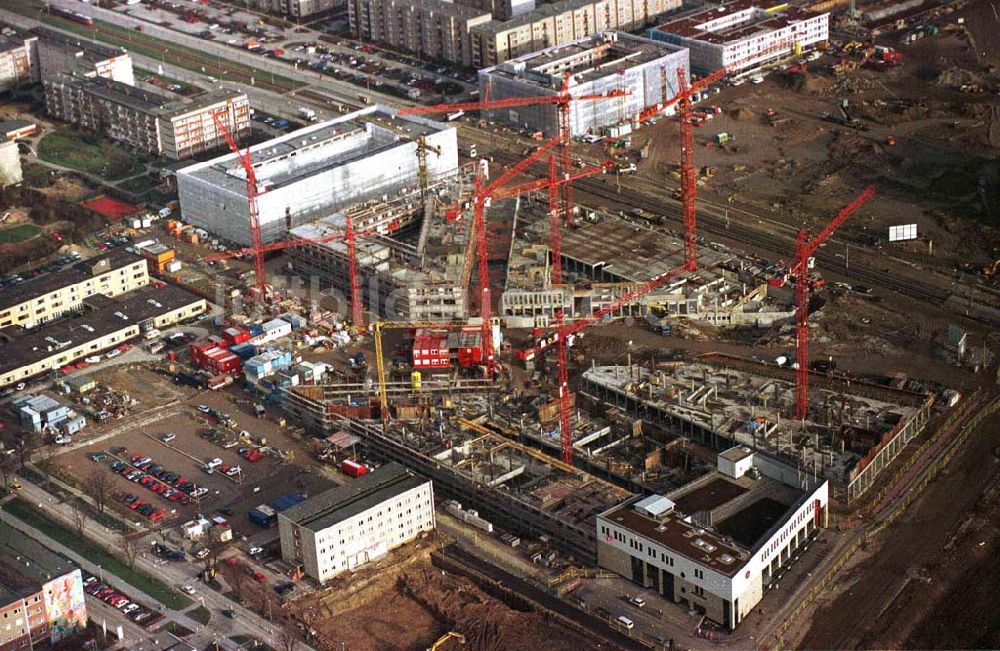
[983,259,1000,278]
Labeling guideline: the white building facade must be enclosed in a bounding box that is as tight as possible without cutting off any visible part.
[278,463,435,583]
[596,450,828,630]
[648,2,829,73]
[175,106,458,244]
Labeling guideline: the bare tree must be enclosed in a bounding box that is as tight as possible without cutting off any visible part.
[15,435,36,470]
[220,561,249,604]
[122,535,139,569]
[279,625,299,651]
[84,471,112,519]
[70,502,89,538]
[0,453,16,491]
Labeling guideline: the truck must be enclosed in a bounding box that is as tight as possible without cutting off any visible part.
[297,107,317,122]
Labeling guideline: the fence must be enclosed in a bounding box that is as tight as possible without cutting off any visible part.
[768,393,999,650]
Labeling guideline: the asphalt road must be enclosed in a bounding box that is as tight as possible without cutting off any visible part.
[3,479,309,651]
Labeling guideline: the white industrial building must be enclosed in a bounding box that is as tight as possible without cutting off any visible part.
[597,447,828,630]
[175,106,458,244]
[278,462,435,583]
[478,32,689,137]
[648,0,829,73]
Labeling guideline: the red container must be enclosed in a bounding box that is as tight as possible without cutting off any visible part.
[341,460,368,478]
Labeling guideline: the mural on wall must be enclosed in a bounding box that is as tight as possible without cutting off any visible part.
[42,569,87,642]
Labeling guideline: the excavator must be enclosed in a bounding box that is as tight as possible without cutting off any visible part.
[429,631,466,650]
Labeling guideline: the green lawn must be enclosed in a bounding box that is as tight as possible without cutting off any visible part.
[187,605,211,625]
[2,499,192,610]
[116,173,161,196]
[0,224,41,244]
[37,131,146,180]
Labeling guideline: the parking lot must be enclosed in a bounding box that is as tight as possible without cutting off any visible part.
[114,0,475,104]
[51,381,336,536]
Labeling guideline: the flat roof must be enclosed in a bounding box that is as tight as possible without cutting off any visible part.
[0,119,36,134]
[671,476,748,514]
[281,462,429,533]
[486,33,685,86]
[0,249,144,312]
[0,284,204,376]
[50,74,244,118]
[653,0,823,45]
[471,0,597,34]
[0,524,80,604]
[602,499,748,576]
[410,0,491,19]
[176,105,447,194]
[720,446,753,462]
[31,26,125,63]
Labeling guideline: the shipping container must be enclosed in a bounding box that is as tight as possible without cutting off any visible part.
[341,459,368,478]
[269,492,307,511]
[248,505,277,528]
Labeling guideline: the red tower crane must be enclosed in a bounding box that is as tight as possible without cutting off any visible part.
[792,185,875,421]
[211,112,266,297]
[206,220,376,330]
[673,67,728,270]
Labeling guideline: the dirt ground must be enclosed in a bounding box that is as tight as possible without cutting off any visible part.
[287,533,599,651]
[622,10,999,275]
[789,409,1000,649]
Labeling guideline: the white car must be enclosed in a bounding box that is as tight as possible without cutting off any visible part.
[749,75,764,84]
[162,432,176,443]
[105,349,122,359]
[248,546,263,556]
[191,487,209,498]
[205,458,223,469]
[629,596,646,608]
[122,604,139,615]
[85,356,102,364]
[54,434,72,445]
[181,585,196,595]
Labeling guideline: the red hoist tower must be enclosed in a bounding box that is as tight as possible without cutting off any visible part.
[205,216,372,330]
[211,112,267,298]
[792,186,875,420]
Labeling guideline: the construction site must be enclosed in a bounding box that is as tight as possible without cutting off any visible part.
[0,0,998,646]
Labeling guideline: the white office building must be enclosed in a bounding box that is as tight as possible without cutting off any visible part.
[597,447,828,629]
[648,0,829,73]
[175,106,458,244]
[278,462,435,583]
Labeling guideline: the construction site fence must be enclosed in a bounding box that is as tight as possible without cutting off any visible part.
[767,392,998,650]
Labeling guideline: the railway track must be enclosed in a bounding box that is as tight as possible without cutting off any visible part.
[480,145,956,307]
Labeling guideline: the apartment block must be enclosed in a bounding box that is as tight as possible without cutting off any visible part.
[349,0,492,67]
[278,463,435,583]
[43,74,250,160]
[247,0,344,18]
[0,34,37,92]
[469,0,681,66]
[32,27,134,85]
[0,284,207,388]
[648,0,829,73]
[0,250,149,330]
[456,0,535,20]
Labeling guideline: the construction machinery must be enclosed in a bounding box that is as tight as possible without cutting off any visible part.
[206,219,374,330]
[792,186,875,420]
[416,135,442,204]
[210,112,266,298]
[430,631,466,650]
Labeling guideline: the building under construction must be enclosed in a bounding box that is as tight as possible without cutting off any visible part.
[581,355,934,502]
[285,166,478,321]
[175,106,458,244]
[478,31,689,137]
[500,205,796,328]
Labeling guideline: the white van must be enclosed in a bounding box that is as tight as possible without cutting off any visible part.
[617,616,634,630]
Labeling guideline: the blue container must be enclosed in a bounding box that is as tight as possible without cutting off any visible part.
[269,492,307,511]
[231,342,258,361]
[249,325,265,337]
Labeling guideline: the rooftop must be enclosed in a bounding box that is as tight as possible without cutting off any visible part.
[0,284,204,375]
[0,119,36,134]
[653,0,824,45]
[31,26,125,63]
[0,249,144,313]
[410,0,492,19]
[485,32,686,87]
[0,524,80,604]
[280,462,429,532]
[49,74,244,118]
[471,0,598,34]
[176,105,447,194]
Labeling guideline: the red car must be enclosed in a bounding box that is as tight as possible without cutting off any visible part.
[148,511,166,522]
[129,500,147,511]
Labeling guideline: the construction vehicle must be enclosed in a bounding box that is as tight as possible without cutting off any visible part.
[866,46,903,70]
[983,259,1000,277]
